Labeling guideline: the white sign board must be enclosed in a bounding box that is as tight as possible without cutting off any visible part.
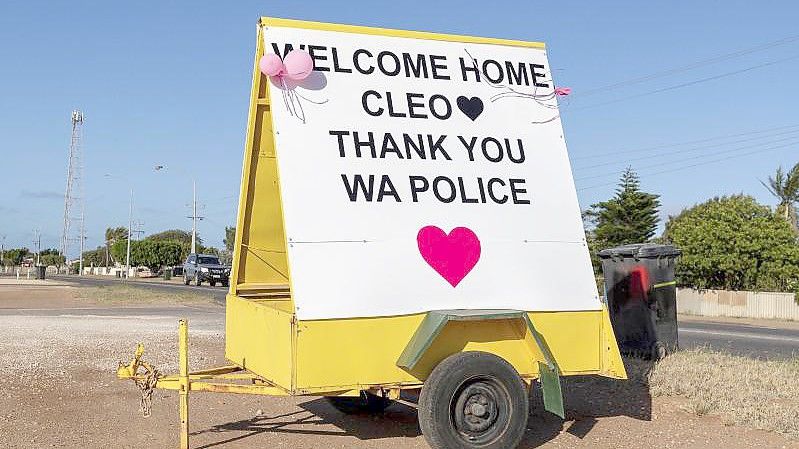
[263,23,600,320]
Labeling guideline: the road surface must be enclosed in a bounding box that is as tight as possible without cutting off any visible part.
[49,273,228,303]
[5,281,798,359]
[679,319,799,359]
[8,276,799,359]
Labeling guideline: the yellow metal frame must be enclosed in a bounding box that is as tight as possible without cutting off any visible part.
[259,17,546,49]
[223,14,625,393]
[118,17,626,449]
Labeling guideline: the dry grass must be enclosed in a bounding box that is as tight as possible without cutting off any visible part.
[647,348,799,438]
[75,284,218,304]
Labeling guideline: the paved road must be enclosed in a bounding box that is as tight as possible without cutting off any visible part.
[49,274,228,303]
[679,319,799,359]
[7,276,798,359]
[0,303,225,332]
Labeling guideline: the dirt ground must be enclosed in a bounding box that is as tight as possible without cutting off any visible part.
[1,280,797,449]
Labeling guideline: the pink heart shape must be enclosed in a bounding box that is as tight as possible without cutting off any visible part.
[417,226,481,287]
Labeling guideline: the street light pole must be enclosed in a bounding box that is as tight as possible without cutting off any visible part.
[126,189,133,278]
[191,181,197,254]
[33,229,41,266]
[79,207,85,275]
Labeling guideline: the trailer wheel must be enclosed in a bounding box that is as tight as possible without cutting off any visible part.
[418,351,528,449]
[327,391,392,414]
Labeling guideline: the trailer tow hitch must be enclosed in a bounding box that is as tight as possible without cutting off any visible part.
[117,343,161,417]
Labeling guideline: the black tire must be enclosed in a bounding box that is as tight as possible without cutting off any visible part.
[222,280,229,288]
[210,281,216,287]
[194,275,201,286]
[418,351,528,449]
[327,391,393,414]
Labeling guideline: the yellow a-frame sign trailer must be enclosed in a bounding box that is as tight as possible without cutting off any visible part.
[118,17,625,449]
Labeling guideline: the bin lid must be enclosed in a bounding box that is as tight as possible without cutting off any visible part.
[598,243,681,259]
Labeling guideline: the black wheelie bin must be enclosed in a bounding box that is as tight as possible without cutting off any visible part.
[598,243,681,360]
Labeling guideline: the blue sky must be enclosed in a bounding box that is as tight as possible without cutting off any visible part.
[1,1,798,254]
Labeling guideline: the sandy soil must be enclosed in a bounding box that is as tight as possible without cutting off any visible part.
[1,283,797,449]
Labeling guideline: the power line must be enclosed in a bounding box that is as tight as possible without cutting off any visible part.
[577,34,799,98]
[576,140,797,191]
[571,123,799,161]
[570,53,799,111]
[131,220,146,240]
[573,131,799,174]
[575,135,799,182]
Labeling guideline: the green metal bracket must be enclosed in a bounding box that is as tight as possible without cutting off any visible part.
[538,361,564,418]
[396,309,565,419]
[652,280,677,289]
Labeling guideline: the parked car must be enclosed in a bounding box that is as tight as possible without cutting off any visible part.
[183,253,230,287]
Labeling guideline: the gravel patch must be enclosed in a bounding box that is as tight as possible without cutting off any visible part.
[0,314,223,386]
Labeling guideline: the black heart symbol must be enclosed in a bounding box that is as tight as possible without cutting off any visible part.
[456,96,484,121]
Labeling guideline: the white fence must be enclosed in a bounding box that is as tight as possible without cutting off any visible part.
[677,288,799,321]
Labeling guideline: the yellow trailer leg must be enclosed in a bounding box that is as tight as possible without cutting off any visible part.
[179,319,189,449]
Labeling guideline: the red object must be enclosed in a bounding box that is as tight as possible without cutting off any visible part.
[629,265,650,301]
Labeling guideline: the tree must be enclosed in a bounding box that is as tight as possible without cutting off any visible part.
[663,195,799,293]
[105,226,128,264]
[105,227,128,244]
[148,229,195,245]
[149,229,202,260]
[585,167,661,248]
[2,248,30,266]
[110,240,128,265]
[134,240,184,271]
[111,239,183,271]
[224,226,235,253]
[203,246,221,257]
[81,247,106,266]
[39,248,65,269]
[761,163,799,234]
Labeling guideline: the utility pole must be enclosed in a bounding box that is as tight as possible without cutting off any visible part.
[192,181,197,253]
[61,110,85,272]
[1,234,5,266]
[131,220,146,241]
[188,181,204,253]
[33,229,41,266]
[126,189,133,278]
[79,207,85,275]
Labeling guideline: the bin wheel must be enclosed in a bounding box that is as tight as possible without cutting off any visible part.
[651,341,667,361]
[327,391,393,414]
[418,351,528,449]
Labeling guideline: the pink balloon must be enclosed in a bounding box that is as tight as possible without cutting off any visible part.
[259,54,285,77]
[283,50,314,81]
